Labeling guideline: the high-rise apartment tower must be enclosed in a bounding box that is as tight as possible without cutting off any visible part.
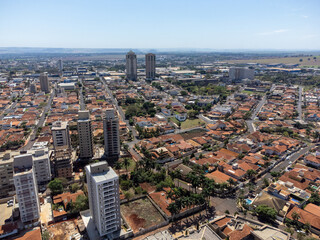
[145,53,156,80]
[78,110,94,159]
[126,51,137,81]
[103,109,120,161]
[85,161,121,237]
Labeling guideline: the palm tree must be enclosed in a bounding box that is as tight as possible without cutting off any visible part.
[187,172,201,194]
[182,196,192,211]
[167,189,175,201]
[167,202,179,225]
[123,144,129,152]
[114,162,122,176]
[123,158,130,175]
[304,222,311,234]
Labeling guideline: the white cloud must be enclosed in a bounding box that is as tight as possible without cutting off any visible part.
[258,29,289,36]
[301,15,309,18]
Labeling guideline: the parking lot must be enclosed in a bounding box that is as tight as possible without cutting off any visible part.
[0,202,13,225]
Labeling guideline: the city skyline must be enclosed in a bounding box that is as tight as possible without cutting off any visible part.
[0,0,319,50]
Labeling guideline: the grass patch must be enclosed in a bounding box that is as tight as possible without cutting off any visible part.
[242,90,265,96]
[170,117,205,129]
[125,158,136,172]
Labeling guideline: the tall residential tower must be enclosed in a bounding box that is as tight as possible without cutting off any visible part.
[103,109,120,161]
[78,110,94,159]
[145,53,156,80]
[39,72,50,93]
[126,51,137,81]
[13,154,40,223]
[85,161,121,237]
[51,121,71,149]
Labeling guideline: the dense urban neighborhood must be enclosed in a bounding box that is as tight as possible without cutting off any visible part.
[0,51,320,240]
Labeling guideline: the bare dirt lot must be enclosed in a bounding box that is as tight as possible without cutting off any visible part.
[180,128,207,140]
[47,220,79,240]
[121,197,165,233]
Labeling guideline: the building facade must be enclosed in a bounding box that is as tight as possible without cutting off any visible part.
[145,53,156,80]
[229,67,254,81]
[30,83,37,93]
[58,59,63,72]
[103,109,120,161]
[0,151,19,198]
[13,154,40,223]
[126,51,137,81]
[28,148,51,186]
[39,72,50,93]
[51,121,71,149]
[85,161,121,237]
[52,146,73,179]
[78,110,94,159]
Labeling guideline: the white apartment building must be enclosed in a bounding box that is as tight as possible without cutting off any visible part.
[51,121,71,149]
[28,148,51,186]
[103,109,120,161]
[13,155,40,223]
[126,51,137,81]
[85,161,121,237]
[78,110,94,159]
[39,72,50,93]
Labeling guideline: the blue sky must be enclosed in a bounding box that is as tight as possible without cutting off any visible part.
[0,0,319,50]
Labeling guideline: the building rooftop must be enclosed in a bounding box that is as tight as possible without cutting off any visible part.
[86,161,118,183]
[52,121,68,130]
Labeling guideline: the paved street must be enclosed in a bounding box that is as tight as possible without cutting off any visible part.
[297,86,303,121]
[21,88,56,151]
[0,101,18,120]
[99,77,139,144]
[245,96,266,133]
[255,143,315,189]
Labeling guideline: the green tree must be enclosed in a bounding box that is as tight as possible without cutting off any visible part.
[308,192,320,205]
[255,205,277,222]
[123,158,131,175]
[124,192,132,202]
[48,179,63,195]
[114,161,122,176]
[291,211,300,222]
[180,90,188,96]
[246,169,257,179]
[69,183,80,193]
[167,202,180,223]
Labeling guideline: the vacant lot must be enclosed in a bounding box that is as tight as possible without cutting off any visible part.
[121,197,165,233]
[227,55,320,67]
[170,117,205,130]
[47,220,79,240]
[180,128,207,140]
